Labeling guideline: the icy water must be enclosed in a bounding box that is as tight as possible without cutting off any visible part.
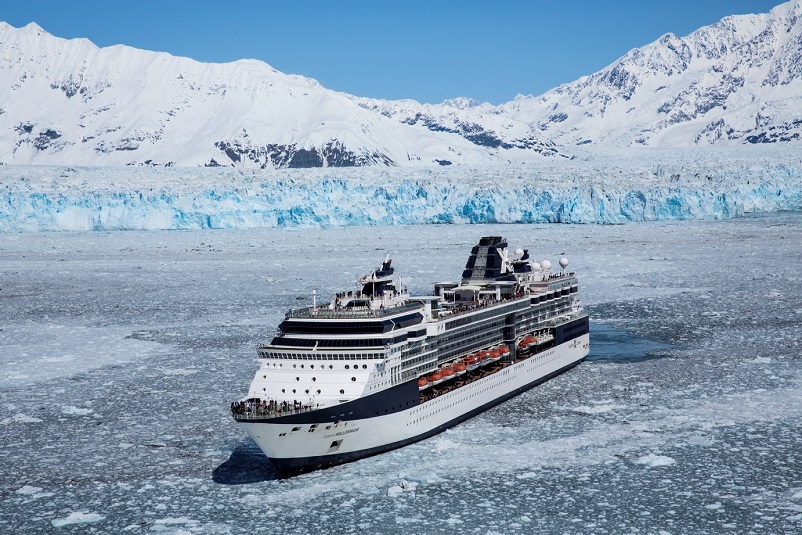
[1,214,801,534]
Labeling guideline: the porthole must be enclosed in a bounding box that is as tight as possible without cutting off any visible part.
[317,390,321,394]
[310,365,314,369]
[263,375,266,379]
[292,389,296,394]
[345,365,350,370]
[351,377,356,382]
[281,389,285,393]
[340,389,345,394]
[300,364,304,369]
[293,364,296,368]
[329,365,333,369]
[312,377,317,382]
[362,365,367,369]
[305,389,309,394]
[296,377,300,381]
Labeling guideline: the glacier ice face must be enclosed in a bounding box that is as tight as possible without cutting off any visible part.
[1,145,801,232]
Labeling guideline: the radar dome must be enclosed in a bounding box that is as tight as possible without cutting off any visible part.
[531,262,541,272]
[515,248,524,257]
[541,260,552,271]
[559,257,569,269]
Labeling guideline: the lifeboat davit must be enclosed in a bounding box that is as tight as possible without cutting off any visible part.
[418,376,430,391]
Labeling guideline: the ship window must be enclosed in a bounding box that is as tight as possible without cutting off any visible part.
[305,390,309,394]
[351,377,356,382]
[296,377,300,381]
[362,365,367,369]
[329,365,333,369]
[312,377,316,381]
[263,375,266,379]
[345,365,350,369]
[293,364,296,368]
[317,390,321,394]
[292,427,301,432]
[292,389,296,394]
[281,389,285,393]
[300,365,304,369]
[340,389,345,394]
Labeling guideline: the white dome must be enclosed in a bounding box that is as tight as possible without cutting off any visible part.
[559,257,569,269]
[541,260,552,270]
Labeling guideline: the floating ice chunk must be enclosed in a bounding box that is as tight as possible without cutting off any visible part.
[15,485,43,495]
[433,438,459,452]
[635,453,676,467]
[750,356,772,364]
[61,405,94,416]
[572,403,626,414]
[1,413,42,424]
[388,479,417,497]
[154,517,198,526]
[51,512,105,527]
[705,502,723,510]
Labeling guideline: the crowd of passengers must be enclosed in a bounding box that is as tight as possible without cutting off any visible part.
[231,399,314,416]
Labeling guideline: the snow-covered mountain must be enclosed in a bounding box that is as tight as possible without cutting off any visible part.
[0,22,562,168]
[500,0,802,147]
[1,1,801,168]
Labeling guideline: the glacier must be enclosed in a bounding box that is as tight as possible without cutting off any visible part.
[2,145,801,232]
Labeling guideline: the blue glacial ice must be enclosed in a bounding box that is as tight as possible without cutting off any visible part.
[1,145,801,231]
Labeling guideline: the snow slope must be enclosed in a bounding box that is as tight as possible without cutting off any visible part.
[500,0,802,147]
[2,145,801,231]
[0,22,562,168]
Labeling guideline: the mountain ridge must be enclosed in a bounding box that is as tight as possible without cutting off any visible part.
[1,1,801,168]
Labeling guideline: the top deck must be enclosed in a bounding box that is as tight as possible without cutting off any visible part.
[285,301,424,320]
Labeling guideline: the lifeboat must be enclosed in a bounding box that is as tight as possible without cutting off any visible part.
[440,366,456,380]
[519,335,535,352]
[453,361,467,375]
[497,344,510,358]
[418,376,430,391]
[428,371,443,385]
[488,349,501,363]
[465,355,482,372]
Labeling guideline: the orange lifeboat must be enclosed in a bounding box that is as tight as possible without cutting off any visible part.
[418,376,430,391]
[497,344,510,357]
[428,370,443,385]
[453,361,467,375]
[440,366,455,380]
[519,336,535,352]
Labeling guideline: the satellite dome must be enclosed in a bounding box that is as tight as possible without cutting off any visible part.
[531,262,541,272]
[515,248,524,257]
[541,260,552,271]
[559,257,569,269]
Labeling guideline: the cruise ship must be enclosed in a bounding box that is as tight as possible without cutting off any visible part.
[231,236,589,476]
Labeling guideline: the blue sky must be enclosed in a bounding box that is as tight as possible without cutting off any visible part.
[2,0,787,104]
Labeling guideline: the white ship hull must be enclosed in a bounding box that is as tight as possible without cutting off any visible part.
[242,332,589,475]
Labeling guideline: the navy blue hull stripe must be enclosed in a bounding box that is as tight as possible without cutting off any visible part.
[270,357,584,476]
